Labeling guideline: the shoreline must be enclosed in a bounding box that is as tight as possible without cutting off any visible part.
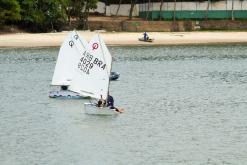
[1,31,247,48]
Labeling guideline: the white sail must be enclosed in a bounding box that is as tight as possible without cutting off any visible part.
[51,31,88,86]
[69,34,112,100]
[88,34,112,76]
[73,31,88,50]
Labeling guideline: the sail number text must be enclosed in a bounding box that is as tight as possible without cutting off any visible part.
[78,51,106,75]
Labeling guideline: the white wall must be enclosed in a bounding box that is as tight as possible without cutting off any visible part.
[90,2,139,16]
[181,2,197,10]
[148,0,247,11]
[140,3,151,11]
[90,2,105,13]
[106,5,111,16]
[91,0,247,16]
[110,4,139,16]
[226,0,245,10]
[196,1,208,10]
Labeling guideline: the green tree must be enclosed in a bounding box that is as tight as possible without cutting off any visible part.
[67,0,97,30]
[81,0,97,29]
[18,0,67,32]
[38,0,67,31]
[18,0,43,31]
[0,0,21,25]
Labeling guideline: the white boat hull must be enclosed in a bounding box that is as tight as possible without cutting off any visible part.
[84,103,119,115]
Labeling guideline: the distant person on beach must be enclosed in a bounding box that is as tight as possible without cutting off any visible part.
[143,32,149,41]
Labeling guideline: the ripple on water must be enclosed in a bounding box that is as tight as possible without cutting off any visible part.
[1,45,247,164]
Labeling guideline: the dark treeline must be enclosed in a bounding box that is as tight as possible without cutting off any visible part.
[0,0,98,32]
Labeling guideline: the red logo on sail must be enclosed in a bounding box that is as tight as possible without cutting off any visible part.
[92,43,98,50]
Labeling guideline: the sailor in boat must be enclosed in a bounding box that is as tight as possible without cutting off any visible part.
[61,85,68,91]
[97,96,106,108]
[97,100,103,107]
[106,94,124,113]
[97,94,123,113]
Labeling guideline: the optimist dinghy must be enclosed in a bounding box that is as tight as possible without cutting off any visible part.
[138,37,154,42]
[49,31,120,98]
[110,72,120,80]
[69,34,123,115]
[49,31,88,98]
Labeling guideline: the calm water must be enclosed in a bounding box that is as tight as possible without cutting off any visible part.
[0,45,247,164]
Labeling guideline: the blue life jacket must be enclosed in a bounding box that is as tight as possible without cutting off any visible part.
[143,32,147,40]
[107,95,114,107]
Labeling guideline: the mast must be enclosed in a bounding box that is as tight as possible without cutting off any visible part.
[98,33,112,102]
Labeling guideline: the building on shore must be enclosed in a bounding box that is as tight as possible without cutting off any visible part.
[91,0,247,20]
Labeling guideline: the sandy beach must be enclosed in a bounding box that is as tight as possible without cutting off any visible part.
[0,31,247,48]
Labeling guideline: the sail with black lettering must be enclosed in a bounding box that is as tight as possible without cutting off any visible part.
[88,35,112,76]
[51,31,88,86]
[69,34,112,100]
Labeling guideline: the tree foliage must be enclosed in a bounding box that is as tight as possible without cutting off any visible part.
[18,0,67,32]
[67,0,97,29]
[0,0,21,25]
[7,0,98,32]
